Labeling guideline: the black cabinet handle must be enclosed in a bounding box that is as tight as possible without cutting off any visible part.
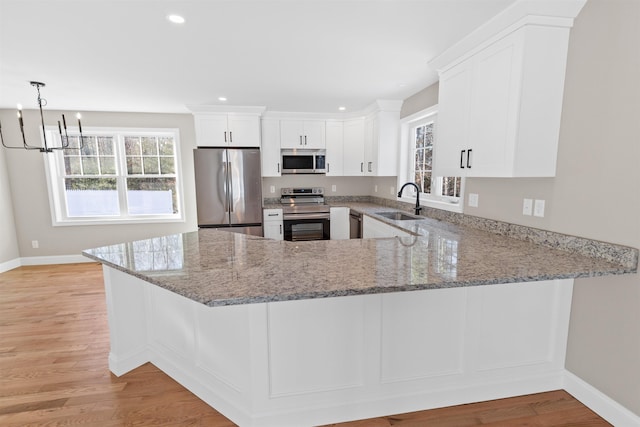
[229,131,233,143]
[277,162,280,173]
[460,150,466,169]
[299,135,303,145]
[224,131,227,143]
[467,149,472,168]
[361,162,363,172]
[304,135,307,145]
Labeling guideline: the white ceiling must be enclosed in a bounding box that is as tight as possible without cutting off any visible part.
[0,0,514,114]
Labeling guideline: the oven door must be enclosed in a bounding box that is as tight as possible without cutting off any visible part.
[283,213,330,241]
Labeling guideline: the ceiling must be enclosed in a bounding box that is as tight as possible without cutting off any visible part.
[0,0,514,114]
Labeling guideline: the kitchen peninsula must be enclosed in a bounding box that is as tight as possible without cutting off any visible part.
[83,204,637,427]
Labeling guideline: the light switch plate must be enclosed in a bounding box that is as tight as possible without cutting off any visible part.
[523,198,533,216]
[331,184,337,192]
[534,199,545,217]
[468,193,479,208]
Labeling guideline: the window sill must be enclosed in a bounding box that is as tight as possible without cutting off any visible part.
[52,216,185,227]
[399,196,463,214]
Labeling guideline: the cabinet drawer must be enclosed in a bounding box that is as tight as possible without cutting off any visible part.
[263,209,283,221]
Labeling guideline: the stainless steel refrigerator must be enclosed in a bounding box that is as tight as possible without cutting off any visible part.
[193,148,263,236]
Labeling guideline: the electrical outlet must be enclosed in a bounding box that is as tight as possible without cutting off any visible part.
[31,240,39,249]
[270,185,275,194]
[374,185,378,193]
[331,184,337,192]
[522,198,533,216]
[468,193,479,208]
[534,199,545,217]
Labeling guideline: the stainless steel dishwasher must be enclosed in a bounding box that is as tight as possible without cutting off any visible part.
[349,210,362,239]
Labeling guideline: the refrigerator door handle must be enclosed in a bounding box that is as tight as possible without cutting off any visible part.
[227,161,234,212]
[221,159,230,213]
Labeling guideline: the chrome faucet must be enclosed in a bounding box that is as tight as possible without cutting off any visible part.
[398,182,422,216]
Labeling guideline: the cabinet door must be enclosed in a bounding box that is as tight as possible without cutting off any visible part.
[433,60,472,177]
[466,35,520,177]
[364,116,379,176]
[261,119,281,177]
[330,207,350,240]
[227,115,260,147]
[280,120,305,149]
[343,118,365,176]
[194,114,228,146]
[264,222,283,240]
[325,121,344,176]
[302,121,326,149]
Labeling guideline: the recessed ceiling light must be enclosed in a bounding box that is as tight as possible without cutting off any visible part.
[218,97,227,102]
[167,14,185,24]
[338,106,346,111]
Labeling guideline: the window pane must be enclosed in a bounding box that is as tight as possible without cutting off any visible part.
[81,138,97,156]
[160,157,175,174]
[82,157,99,175]
[100,156,116,175]
[415,126,425,148]
[159,137,174,155]
[423,171,432,193]
[143,157,159,174]
[66,135,82,150]
[442,177,461,197]
[64,177,119,216]
[424,123,434,148]
[424,147,433,169]
[126,177,177,215]
[98,137,114,155]
[64,156,82,175]
[127,156,142,174]
[141,137,158,155]
[125,137,141,156]
[415,149,424,171]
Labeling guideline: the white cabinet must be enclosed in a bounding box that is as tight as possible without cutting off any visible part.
[194,113,261,147]
[329,207,350,240]
[342,118,365,176]
[325,121,344,176]
[433,23,572,178]
[263,209,283,240]
[261,119,281,177]
[362,215,410,239]
[280,120,325,149]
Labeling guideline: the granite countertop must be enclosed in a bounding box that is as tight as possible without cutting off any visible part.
[83,202,638,307]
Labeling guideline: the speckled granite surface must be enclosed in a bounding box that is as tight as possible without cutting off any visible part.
[83,202,637,307]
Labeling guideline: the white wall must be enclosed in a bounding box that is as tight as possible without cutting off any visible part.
[0,109,198,259]
[0,137,20,266]
[401,0,640,415]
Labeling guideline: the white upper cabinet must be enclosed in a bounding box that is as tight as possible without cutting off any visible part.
[261,119,281,177]
[325,121,344,176]
[280,120,326,149]
[189,106,265,148]
[430,2,584,178]
[342,118,365,176]
[366,104,402,177]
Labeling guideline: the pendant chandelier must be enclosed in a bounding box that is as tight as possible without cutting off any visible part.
[0,81,84,153]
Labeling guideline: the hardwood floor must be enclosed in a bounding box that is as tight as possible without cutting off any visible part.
[0,263,610,426]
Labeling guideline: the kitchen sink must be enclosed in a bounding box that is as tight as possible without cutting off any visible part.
[374,211,420,221]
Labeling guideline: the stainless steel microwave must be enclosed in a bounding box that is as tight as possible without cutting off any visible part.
[281,149,326,174]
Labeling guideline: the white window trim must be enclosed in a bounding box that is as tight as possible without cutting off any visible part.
[398,105,464,214]
[44,127,186,226]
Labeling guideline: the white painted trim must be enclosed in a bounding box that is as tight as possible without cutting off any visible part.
[563,370,640,427]
[0,258,21,273]
[186,105,266,115]
[428,0,586,71]
[20,254,93,266]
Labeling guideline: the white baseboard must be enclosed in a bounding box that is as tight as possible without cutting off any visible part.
[563,370,640,427]
[0,254,94,273]
[0,257,21,273]
[20,254,93,266]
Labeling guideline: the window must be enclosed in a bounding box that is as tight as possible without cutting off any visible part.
[46,128,184,225]
[399,106,463,212]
